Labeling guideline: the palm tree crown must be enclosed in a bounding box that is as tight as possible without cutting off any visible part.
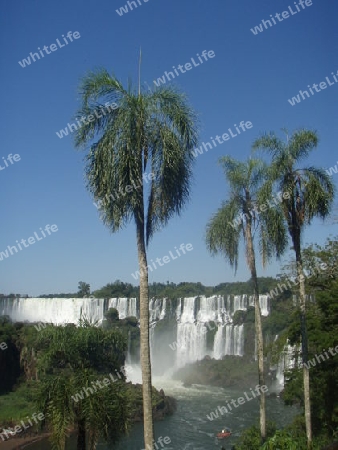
[252,129,335,249]
[74,69,198,243]
[206,156,287,271]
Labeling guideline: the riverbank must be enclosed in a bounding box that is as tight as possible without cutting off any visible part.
[0,432,50,450]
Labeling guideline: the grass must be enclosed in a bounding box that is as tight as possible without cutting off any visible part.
[0,382,38,425]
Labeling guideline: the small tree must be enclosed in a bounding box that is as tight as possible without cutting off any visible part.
[34,322,129,450]
[104,307,119,323]
[78,281,90,297]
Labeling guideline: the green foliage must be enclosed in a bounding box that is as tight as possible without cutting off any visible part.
[233,306,255,326]
[77,281,91,297]
[173,355,258,388]
[104,307,119,323]
[0,316,22,394]
[234,421,277,449]
[93,280,138,299]
[74,70,199,244]
[38,277,280,299]
[32,322,129,449]
[0,381,40,425]
[260,429,307,449]
[281,238,338,440]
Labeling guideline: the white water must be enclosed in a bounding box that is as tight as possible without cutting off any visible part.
[0,295,268,369]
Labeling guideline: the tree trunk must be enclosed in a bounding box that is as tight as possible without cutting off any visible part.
[77,419,86,450]
[295,244,312,448]
[136,216,154,450]
[245,221,266,442]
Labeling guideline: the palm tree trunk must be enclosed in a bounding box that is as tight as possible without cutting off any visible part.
[136,215,154,450]
[295,244,312,448]
[77,418,86,450]
[245,221,266,442]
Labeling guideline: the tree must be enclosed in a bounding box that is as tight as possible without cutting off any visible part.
[205,156,287,442]
[74,68,198,449]
[283,237,338,441]
[78,282,91,297]
[253,129,335,448]
[34,321,130,450]
[104,307,119,323]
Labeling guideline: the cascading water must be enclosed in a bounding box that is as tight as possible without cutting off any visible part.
[108,298,137,319]
[0,294,269,370]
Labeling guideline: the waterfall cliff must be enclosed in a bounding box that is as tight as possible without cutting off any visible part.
[0,294,269,369]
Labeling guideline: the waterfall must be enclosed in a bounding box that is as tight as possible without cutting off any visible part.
[176,322,207,367]
[172,296,245,368]
[0,294,269,369]
[248,294,269,316]
[0,297,105,324]
[108,298,137,319]
[276,344,299,386]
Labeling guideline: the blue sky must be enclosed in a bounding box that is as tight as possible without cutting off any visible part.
[1,0,337,296]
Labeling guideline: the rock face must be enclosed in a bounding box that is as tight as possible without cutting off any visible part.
[127,383,177,422]
[153,389,177,421]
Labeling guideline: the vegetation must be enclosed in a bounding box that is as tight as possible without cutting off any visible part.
[78,282,91,297]
[173,355,258,388]
[33,321,129,450]
[205,156,288,442]
[73,67,198,449]
[235,237,338,449]
[253,128,335,447]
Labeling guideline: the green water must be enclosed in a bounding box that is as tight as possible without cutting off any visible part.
[27,377,299,449]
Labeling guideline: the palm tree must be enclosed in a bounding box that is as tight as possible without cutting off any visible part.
[74,69,198,449]
[252,129,335,448]
[35,322,130,450]
[205,156,288,442]
[38,372,129,450]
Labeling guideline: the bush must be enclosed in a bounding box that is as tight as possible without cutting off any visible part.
[234,422,276,450]
[104,308,119,322]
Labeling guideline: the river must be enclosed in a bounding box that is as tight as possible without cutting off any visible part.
[27,366,299,450]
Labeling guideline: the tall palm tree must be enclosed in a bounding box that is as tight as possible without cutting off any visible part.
[74,69,198,449]
[205,156,288,442]
[252,129,335,448]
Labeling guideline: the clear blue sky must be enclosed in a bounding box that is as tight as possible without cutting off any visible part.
[1,0,337,296]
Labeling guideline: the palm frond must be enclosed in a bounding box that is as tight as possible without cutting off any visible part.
[205,199,242,273]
